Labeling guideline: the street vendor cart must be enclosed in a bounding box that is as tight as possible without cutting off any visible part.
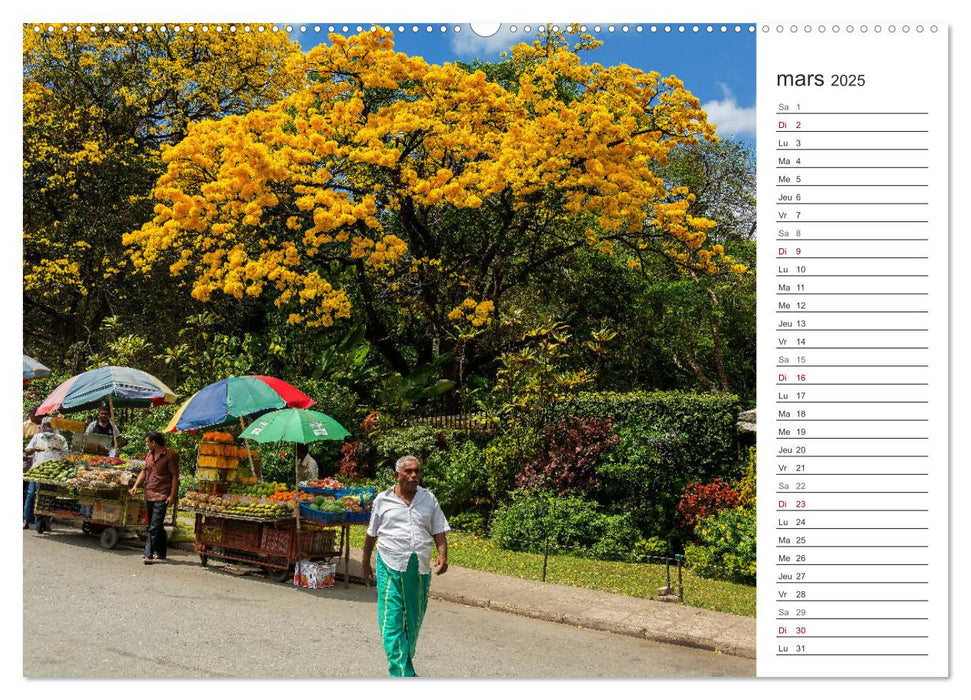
[25,446,154,548]
[179,434,370,585]
[179,409,367,587]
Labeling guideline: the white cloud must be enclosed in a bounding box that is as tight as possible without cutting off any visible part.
[702,84,756,138]
[448,25,524,60]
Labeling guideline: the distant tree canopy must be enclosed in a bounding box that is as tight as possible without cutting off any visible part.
[24,25,755,404]
[23,25,303,366]
[124,27,748,380]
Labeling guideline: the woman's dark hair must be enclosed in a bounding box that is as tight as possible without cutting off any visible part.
[146,431,166,447]
[296,443,309,458]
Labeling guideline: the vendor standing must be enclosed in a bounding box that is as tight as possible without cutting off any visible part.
[86,406,122,455]
[23,416,68,529]
[296,444,318,482]
[129,431,179,565]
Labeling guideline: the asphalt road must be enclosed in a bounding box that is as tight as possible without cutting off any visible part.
[23,527,755,678]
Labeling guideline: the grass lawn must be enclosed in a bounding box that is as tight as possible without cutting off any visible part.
[171,514,755,618]
[347,529,755,618]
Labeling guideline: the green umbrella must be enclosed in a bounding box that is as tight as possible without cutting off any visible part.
[239,408,350,444]
[239,408,350,533]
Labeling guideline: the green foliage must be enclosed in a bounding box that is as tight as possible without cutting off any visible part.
[493,320,595,427]
[736,446,757,509]
[422,441,490,520]
[684,507,756,584]
[491,490,647,563]
[483,426,541,504]
[377,355,456,422]
[490,490,604,553]
[591,513,642,561]
[298,378,360,431]
[557,390,741,543]
[178,474,198,499]
[445,511,489,536]
[373,425,442,471]
[632,536,674,562]
[560,390,741,477]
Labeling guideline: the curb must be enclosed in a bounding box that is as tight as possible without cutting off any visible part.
[430,589,756,659]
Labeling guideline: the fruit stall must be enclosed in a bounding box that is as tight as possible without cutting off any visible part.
[180,474,375,586]
[25,454,151,548]
[177,431,367,585]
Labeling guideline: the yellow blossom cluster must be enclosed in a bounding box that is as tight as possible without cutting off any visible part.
[447,298,496,328]
[125,26,740,327]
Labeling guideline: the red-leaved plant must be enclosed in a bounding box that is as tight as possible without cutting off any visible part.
[677,479,740,530]
[515,417,618,494]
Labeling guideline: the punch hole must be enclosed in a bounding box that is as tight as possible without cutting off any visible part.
[470,23,500,37]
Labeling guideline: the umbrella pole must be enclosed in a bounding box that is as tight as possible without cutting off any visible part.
[239,417,260,480]
[107,394,119,455]
[294,444,301,533]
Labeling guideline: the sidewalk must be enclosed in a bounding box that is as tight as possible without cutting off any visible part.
[169,538,754,659]
[348,547,756,659]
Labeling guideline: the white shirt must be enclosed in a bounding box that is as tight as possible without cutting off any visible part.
[367,486,450,574]
[25,431,69,466]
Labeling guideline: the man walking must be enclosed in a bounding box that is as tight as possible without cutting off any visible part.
[362,455,449,677]
[129,431,179,565]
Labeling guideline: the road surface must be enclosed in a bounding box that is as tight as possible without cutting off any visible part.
[23,527,755,678]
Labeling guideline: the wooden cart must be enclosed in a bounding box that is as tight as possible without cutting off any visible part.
[188,511,355,585]
[30,479,153,549]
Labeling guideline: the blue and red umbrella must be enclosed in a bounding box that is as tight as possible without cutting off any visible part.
[164,375,315,432]
[37,366,177,415]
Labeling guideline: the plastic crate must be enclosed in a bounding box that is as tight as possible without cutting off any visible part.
[343,510,372,524]
[298,486,340,495]
[297,528,338,556]
[299,503,344,524]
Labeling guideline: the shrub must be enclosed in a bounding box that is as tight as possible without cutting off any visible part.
[373,425,442,471]
[684,507,756,584]
[515,417,618,496]
[446,511,488,535]
[736,446,756,509]
[422,440,489,519]
[595,429,686,540]
[592,512,642,561]
[559,390,740,479]
[483,427,541,504]
[677,479,741,531]
[632,536,674,562]
[490,489,604,553]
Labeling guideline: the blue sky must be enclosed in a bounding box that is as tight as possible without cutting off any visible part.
[281,22,756,142]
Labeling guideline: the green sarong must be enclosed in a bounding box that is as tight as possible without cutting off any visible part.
[376,551,432,677]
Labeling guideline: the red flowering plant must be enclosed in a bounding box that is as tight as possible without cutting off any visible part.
[677,478,740,531]
[338,441,362,479]
[515,416,618,495]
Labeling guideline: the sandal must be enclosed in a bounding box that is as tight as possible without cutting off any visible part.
[143,558,154,565]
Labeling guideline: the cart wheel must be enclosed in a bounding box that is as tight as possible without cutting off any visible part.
[99,528,119,549]
[199,554,208,567]
[265,565,292,583]
[35,517,51,535]
[81,522,93,535]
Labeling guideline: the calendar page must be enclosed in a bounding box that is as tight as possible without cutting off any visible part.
[14,2,956,691]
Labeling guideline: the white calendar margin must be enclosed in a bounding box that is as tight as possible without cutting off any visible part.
[755,26,950,678]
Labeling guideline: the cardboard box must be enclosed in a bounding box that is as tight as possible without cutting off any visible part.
[293,560,336,589]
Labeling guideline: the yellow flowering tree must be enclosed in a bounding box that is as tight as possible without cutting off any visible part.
[23,24,302,365]
[126,26,743,377]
